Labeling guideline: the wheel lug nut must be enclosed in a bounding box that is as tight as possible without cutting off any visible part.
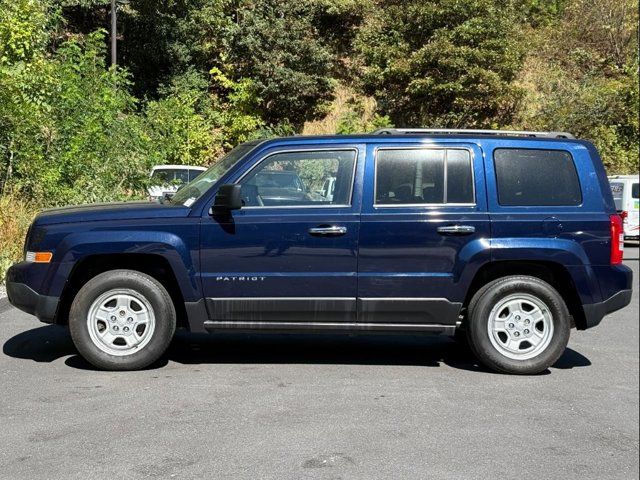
[119,310,125,316]
[110,316,116,322]
[123,326,129,332]
[514,331,520,337]
[508,323,515,328]
[127,317,133,323]
[524,329,530,334]
[515,315,521,320]
[113,326,119,331]
[525,319,530,325]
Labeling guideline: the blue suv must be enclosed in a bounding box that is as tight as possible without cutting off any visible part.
[6,129,633,373]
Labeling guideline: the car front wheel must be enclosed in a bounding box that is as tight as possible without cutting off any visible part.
[69,269,176,371]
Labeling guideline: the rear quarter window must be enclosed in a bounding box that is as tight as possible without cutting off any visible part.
[494,149,582,206]
[610,182,624,211]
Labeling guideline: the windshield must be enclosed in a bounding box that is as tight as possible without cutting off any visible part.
[169,142,258,206]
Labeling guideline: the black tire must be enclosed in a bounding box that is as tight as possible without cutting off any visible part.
[466,275,570,375]
[69,269,176,371]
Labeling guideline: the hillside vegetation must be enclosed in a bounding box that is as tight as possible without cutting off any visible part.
[0,0,638,278]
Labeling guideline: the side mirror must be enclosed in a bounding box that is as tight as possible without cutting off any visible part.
[212,184,242,215]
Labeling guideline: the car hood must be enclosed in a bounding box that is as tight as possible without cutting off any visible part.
[33,201,191,226]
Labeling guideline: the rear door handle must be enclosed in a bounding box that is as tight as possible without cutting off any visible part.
[308,225,347,237]
[437,225,476,236]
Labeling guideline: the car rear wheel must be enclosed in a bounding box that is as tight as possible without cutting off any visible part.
[69,269,176,371]
[466,275,570,374]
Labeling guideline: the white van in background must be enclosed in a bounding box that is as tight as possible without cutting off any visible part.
[148,165,207,201]
[609,175,639,241]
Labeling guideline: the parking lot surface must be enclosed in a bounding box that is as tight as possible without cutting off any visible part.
[0,250,638,480]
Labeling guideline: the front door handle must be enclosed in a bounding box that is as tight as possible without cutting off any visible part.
[437,225,476,236]
[308,225,347,237]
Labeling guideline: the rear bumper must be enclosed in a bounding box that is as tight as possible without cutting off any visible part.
[6,265,59,323]
[582,289,633,329]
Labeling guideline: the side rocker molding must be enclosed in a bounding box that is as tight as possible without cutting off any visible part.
[196,297,462,334]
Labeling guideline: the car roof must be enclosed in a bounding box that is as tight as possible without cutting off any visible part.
[250,132,589,148]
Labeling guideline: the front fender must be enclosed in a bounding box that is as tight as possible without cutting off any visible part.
[44,230,200,301]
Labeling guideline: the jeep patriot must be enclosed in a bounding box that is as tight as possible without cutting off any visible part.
[6,128,633,373]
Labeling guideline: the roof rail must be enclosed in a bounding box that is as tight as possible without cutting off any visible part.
[372,128,575,139]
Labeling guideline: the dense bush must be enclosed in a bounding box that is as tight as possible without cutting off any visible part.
[354,0,525,128]
[0,193,35,283]
[0,0,638,208]
[514,0,638,174]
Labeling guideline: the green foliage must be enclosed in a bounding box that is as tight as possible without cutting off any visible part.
[0,0,51,65]
[224,0,336,130]
[0,193,36,283]
[515,0,638,173]
[354,0,525,128]
[144,71,221,167]
[0,0,638,216]
[1,31,153,205]
[336,98,393,134]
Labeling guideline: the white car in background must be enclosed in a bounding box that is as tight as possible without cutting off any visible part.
[609,175,639,241]
[148,165,207,201]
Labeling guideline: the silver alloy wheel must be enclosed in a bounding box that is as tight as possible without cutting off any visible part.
[487,293,554,360]
[86,288,156,356]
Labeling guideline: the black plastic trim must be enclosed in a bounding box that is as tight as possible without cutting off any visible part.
[203,320,455,335]
[358,298,462,325]
[185,299,209,333]
[201,297,462,333]
[205,297,356,323]
[581,289,632,330]
[6,281,59,323]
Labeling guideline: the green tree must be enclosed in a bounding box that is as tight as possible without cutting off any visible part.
[514,0,638,173]
[225,0,335,130]
[354,0,525,128]
[1,29,152,205]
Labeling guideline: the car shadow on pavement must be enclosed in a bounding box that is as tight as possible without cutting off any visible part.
[3,325,591,374]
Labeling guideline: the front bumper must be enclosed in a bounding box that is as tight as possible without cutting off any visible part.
[582,289,633,329]
[6,265,59,323]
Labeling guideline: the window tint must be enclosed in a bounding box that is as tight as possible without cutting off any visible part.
[188,169,204,182]
[240,150,356,207]
[375,149,473,205]
[494,149,582,206]
[632,183,639,199]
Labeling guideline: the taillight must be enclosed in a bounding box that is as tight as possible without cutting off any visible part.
[620,210,628,224]
[610,214,624,265]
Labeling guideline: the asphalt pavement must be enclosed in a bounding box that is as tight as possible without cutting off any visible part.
[0,249,638,480]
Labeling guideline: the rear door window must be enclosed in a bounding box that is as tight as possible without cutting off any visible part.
[375,148,474,205]
[494,149,582,206]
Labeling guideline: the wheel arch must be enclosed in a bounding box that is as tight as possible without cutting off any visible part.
[56,253,189,330]
[462,260,587,330]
